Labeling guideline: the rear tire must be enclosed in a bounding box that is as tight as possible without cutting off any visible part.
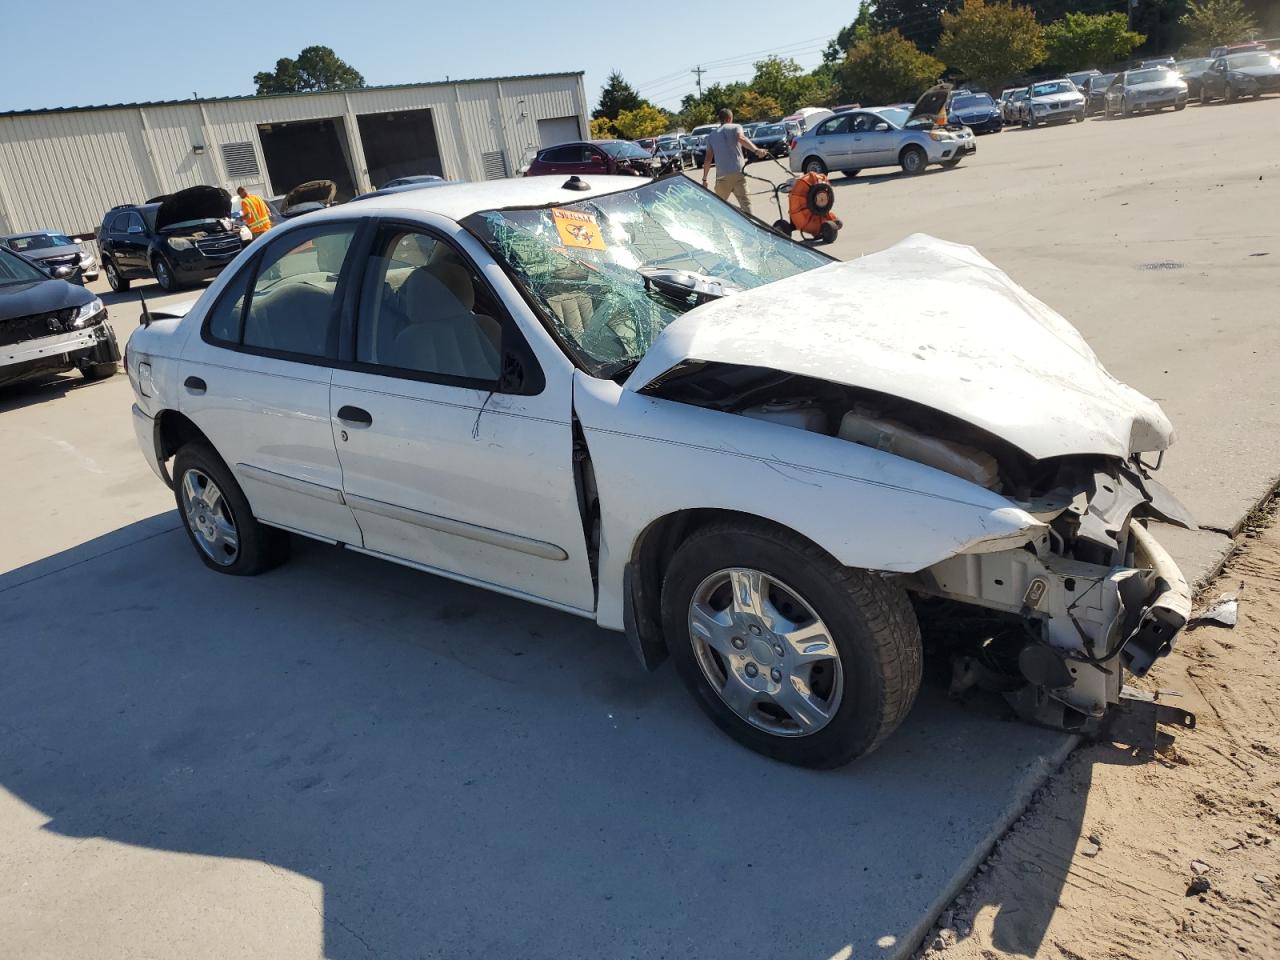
[172,443,290,576]
[900,144,927,175]
[840,169,860,179]
[660,520,922,768]
[819,221,838,244]
[771,219,792,236]
[802,156,827,175]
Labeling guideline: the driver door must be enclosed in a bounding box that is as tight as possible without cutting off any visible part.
[849,112,896,167]
[329,221,596,614]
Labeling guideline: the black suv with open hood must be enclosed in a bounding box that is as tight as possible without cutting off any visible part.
[97,186,249,292]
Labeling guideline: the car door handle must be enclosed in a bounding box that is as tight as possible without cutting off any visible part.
[336,405,373,427]
[184,376,207,395]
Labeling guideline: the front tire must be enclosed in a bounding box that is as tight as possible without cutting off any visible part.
[802,156,827,175]
[660,521,922,768]
[172,443,289,575]
[153,255,179,292]
[840,169,860,179]
[900,145,927,175]
[771,219,792,236]
[80,360,116,380]
[104,258,129,292]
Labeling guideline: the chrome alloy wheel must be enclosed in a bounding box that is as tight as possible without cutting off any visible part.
[181,468,239,566]
[688,567,843,737]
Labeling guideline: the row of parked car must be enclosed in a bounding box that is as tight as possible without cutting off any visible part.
[998,44,1280,125]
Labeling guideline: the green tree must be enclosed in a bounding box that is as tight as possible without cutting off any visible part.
[613,104,670,140]
[935,0,1046,93]
[824,1,876,62]
[872,0,959,51]
[750,56,835,114]
[253,46,365,95]
[1179,0,1260,48]
[734,90,784,122]
[835,30,945,105]
[1044,12,1145,71]
[593,71,644,120]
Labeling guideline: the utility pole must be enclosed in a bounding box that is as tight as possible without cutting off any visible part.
[692,65,706,98]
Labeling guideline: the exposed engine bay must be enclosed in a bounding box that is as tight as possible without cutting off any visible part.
[641,361,1196,735]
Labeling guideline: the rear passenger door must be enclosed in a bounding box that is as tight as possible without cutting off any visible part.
[329,221,595,613]
[811,115,853,169]
[179,220,365,545]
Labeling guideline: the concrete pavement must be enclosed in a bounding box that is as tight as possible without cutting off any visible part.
[2,96,1277,960]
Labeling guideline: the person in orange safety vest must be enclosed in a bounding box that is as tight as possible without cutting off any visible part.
[237,187,273,237]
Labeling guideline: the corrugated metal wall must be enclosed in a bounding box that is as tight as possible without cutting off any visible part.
[0,74,587,238]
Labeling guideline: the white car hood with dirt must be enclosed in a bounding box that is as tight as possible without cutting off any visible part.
[626,234,1173,461]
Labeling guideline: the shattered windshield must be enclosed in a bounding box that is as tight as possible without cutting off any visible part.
[462,177,830,376]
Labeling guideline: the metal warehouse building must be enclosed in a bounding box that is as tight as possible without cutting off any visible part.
[0,72,588,239]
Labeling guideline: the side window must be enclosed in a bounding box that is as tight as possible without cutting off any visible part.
[124,212,145,233]
[816,116,849,136]
[205,261,253,344]
[240,223,357,359]
[355,227,502,383]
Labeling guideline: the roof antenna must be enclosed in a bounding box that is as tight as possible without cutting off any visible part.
[138,290,154,327]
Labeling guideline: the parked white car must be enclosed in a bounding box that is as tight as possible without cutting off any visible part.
[1022,78,1087,126]
[126,175,1193,768]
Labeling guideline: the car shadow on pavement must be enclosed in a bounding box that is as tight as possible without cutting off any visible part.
[0,371,105,413]
[1,520,1082,960]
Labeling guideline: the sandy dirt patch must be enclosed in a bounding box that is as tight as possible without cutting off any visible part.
[918,504,1280,959]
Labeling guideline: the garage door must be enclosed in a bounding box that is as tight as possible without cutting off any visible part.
[538,116,581,148]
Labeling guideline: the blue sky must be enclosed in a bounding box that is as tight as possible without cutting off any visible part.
[0,1,851,114]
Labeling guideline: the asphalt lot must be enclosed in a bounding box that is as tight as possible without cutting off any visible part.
[2,97,1278,960]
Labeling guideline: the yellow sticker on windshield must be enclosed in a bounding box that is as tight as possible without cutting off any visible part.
[553,209,606,251]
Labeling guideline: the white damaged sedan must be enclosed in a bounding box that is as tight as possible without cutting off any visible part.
[126,174,1193,768]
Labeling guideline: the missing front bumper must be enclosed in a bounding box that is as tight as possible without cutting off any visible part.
[906,521,1191,732]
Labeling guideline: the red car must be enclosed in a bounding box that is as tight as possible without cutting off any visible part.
[523,140,657,178]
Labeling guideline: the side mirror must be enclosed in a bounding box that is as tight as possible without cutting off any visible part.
[127,224,144,234]
[51,264,76,280]
[874,122,891,132]
[590,154,606,167]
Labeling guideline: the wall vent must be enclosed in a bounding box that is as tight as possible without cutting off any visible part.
[220,141,260,178]
[481,151,508,180]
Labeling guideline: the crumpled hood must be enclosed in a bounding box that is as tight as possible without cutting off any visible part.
[627,234,1174,461]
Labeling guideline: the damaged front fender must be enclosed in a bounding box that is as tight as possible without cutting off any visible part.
[574,374,1048,632]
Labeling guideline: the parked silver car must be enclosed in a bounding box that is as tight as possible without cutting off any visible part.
[1002,87,1029,124]
[789,85,975,178]
[1022,79,1086,126]
[1104,67,1189,116]
[0,230,99,282]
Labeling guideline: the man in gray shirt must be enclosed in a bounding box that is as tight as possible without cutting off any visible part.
[701,107,767,213]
